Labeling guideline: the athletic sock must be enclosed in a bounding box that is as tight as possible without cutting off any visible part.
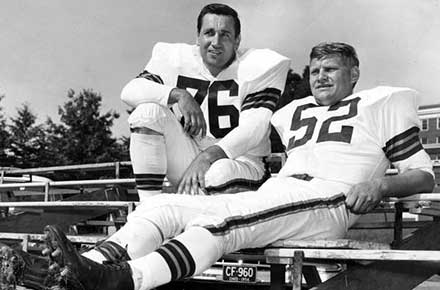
[82,240,131,264]
[128,227,222,289]
[130,133,167,201]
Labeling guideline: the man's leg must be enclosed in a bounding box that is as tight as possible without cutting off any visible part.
[204,155,269,194]
[44,225,134,290]
[11,178,350,290]
[83,193,209,264]
[128,103,200,200]
[40,193,222,290]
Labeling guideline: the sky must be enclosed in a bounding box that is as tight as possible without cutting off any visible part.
[1,0,439,137]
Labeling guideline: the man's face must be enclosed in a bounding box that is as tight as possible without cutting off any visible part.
[309,56,359,106]
[197,13,240,77]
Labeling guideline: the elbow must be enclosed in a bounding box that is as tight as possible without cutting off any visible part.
[419,171,436,193]
[120,80,138,106]
[425,174,435,193]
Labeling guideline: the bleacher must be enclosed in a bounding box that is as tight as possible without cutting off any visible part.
[1,160,440,290]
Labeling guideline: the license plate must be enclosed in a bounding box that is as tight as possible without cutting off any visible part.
[222,264,257,282]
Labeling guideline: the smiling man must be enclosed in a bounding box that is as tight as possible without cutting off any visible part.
[120,3,290,200]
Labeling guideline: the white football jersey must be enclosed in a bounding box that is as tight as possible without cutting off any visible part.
[139,42,290,158]
[271,86,433,187]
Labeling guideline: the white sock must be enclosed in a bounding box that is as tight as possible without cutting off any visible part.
[82,249,107,264]
[128,227,222,289]
[130,133,167,201]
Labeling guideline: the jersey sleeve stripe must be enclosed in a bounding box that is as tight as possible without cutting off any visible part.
[384,126,419,150]
[388,142,423,163]
[136,70,164,84]
[241,88,281,112]
[382,126,423,162]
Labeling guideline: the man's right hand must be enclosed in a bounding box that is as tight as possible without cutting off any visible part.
[169,88,207,137]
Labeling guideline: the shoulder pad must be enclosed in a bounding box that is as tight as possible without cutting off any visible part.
[355,86,419,107]
[150,42,195,66]
[237,48,290,82]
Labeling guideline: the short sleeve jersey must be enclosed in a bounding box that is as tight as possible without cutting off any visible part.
[271,86,433,187]
[138,42,290,157]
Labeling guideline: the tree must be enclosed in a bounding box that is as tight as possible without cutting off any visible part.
[57,89,121,164]
[278,66,311,109]
[43,117,70,166]
[8,104,48,168]
[271,66,312,154]
[0,95,12,166]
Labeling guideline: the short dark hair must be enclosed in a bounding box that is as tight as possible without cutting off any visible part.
[310,42,359,68]
[197,3,241,37]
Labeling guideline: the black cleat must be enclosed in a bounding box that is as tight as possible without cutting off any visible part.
[0,243,50,290]
[43,225,134,290]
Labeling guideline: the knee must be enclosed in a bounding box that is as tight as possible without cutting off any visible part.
[205,159,236,186]
[130,194,173,214]
[128,103,169,129]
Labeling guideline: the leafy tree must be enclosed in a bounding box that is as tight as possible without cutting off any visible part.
[57,89,121,164]
[8,104,47,168]
[278,66,311,109]
[43,117,70,166]
[0,95,12,166]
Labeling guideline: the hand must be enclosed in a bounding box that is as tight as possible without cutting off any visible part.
[171,88,207,137]
[345,179,384,214]
[177,154,211,195]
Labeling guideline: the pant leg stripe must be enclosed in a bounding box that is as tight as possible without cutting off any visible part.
[205,172,270,193]
[204,193,346,235]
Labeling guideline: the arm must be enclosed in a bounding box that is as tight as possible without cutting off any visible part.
[121,77,206,136]
[120,77,173,108]
[346,88,435,214]
[121,42,177,108]
[217,107,273,158]
[176,100,274,195]
[345,169,434,214]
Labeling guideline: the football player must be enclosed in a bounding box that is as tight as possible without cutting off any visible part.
[1,42,434,290]
[121,3,290,200]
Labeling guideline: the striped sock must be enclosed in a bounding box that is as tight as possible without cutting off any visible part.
[130,133,167,201]
[155,239,196,280]
[94,241,131,263]
[128,227,221,289]
[135,173,166,191]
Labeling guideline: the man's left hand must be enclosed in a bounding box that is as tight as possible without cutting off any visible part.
[345,179,384,214]
[177,156,210,195]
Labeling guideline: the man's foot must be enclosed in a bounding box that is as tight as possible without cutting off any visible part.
[0,244,23,290]
[0,243,50,290]
[43,225,134,290]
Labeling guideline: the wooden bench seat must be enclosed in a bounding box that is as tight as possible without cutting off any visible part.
[263,194,440,290]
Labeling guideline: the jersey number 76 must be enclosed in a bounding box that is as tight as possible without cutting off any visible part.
[177,75,239,138]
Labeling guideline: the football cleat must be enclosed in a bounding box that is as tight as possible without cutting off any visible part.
[43,225,134,290]
[0,242,51,290]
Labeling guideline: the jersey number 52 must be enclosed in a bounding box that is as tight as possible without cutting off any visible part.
[287,97,360,150]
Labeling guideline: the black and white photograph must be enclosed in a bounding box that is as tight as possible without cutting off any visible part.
[1,1,440,289]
